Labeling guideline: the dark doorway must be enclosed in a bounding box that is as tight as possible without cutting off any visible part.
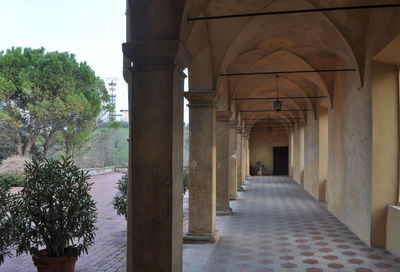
[273,147,288,175]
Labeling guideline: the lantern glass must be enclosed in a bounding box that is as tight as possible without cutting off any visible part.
[273,100,282,112]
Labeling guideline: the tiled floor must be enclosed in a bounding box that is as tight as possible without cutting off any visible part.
[3,174,400,271]
[200,176,400,272]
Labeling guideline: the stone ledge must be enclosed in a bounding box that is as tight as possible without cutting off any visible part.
[183,230,220,244]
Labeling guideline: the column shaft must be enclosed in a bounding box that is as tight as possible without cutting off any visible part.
[229,122,238,199]
[216,111,233,215]
[125,40,185,271]
[237,128,245,191]
[184,91,220,243]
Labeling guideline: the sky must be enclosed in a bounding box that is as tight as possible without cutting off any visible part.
[0,0,189,123]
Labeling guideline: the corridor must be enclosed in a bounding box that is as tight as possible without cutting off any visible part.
[193,176,400,272]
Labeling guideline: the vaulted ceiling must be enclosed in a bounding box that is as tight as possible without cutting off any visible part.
[179,0,399,131]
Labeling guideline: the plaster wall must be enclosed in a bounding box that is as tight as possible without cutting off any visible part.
[304,111,319,200]
[318,107,329,201]
[300,124,305,185]
[387,206,400,258]
[249,131,288,175]
[289,130,294,177]
[327,71,372,245]
[293,126,301,183]
[371,61,399,247]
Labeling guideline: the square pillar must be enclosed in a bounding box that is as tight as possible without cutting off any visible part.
[183,91,220,243]
[241,133,247,184]
[124,40,188,272]
[229,121,238,199]
[216,111,233,215]
[246,135,250,176]
[236,127,245,191]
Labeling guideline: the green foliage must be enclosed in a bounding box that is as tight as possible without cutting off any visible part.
[0,184,13,265]
[183,166,189,195]
[0,173,25,187]
[112,174,127,218]
[11,156,97,258]
[252,161,266,175]
[0,47,111,158]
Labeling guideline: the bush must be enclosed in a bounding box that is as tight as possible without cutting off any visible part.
[0,173,25,187]
[11,156,97,258]
[0,155,31,175]
[0,184,13,265]
[112,174,127,218]
[183,167,189,195]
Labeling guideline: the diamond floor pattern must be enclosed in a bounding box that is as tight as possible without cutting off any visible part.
[201,176,400,272]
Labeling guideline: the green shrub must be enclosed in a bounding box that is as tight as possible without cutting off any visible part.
[11,156,97,258]
[254,161,266,175]
[112,174,127,218]
[0,184,13,265]
[0,173,25,188]
[183,166,189,195]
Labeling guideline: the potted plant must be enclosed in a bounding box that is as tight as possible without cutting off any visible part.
[0,183,13,266]
[112,173,128,219]
[254,161,266,176]
[11,156,97,272]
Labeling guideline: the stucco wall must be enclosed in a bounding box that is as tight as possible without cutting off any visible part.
[318,107,329,201]
[304,111,319,200]
[371,61,399,247]
[387,206,400,258]
[293,126,301,183]
[327,71,372,245]
[249,131,288,175]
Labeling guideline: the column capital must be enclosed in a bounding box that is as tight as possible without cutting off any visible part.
[229,120,239,127]
[123,40,184,69]
[236,126,243,133]
[216,111,233,121]
[184,91,219,107]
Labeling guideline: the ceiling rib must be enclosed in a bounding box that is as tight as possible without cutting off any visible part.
[188,4,400,21]
[241,109,312,112]
[234,96,327,101]
[220,68,355,77]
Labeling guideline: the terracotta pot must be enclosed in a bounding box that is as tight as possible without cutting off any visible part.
[257,170,263,176]
[32,250,77,272]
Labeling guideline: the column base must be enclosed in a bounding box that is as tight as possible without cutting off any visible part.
[230,195,238,200]
[217,207,233,216]
[183,230,220,244]
[237,186,245,191]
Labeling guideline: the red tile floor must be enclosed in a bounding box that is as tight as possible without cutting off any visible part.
[201,176,400,272]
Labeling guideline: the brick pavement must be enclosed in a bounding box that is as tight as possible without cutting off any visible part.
[1,172,127,272]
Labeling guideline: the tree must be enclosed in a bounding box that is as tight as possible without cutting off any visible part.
[0,47,111,158]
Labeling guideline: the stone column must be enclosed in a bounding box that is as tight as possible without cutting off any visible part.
[241,133,247,184]
[237,127,245,191]
[216,111,233,215]
[183,91,220,243]
[229,121,238,199]
[246,134,250,176]
[123,40,188,272]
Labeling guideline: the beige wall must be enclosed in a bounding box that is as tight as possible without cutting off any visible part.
[327,71,372,245]
[318,107,328,201]
[289,130,294,177]
[293,126,301,183]
[249,131,288,175]
[371,61,399,247]
[304,111,319,199]
[387,206,400,257]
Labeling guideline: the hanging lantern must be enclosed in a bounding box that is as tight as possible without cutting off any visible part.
[273,75,282,112]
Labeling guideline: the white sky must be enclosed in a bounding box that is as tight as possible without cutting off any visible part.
[0,0,189,123]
